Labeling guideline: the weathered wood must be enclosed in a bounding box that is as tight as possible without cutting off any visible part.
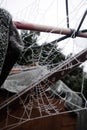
[0,95,77,130]
[14,21,87,38]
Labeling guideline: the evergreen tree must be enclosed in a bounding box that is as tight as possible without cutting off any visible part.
[19,30,65,66]
[39,43,65,67]
[18,30,40,65]
[62,67,83,92]
[83,72,87,99]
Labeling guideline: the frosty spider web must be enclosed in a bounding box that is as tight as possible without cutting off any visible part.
[0,0,87,130]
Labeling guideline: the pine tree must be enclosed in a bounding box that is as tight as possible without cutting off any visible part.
[19,30,40,65]
[39,43,65,67]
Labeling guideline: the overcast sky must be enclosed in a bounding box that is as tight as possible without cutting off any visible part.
[1,0,87,26]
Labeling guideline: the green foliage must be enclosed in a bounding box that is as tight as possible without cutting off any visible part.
[62,67,83,92]
[81,72,87,99]
[39,43,65,67]
[19,30,65,66]
[21,30,40,48]
[18,30,40,65]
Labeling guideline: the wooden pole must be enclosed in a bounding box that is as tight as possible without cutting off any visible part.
[14,21,87,38]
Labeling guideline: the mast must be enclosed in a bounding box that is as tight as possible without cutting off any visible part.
[65,0,70,28]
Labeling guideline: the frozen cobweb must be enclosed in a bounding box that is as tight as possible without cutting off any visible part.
[0,0,87,129]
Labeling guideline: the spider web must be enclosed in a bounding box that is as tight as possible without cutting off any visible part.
[0,0,87,129]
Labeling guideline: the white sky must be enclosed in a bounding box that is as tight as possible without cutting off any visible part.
[1,0,87,26]
[1,0,87,71]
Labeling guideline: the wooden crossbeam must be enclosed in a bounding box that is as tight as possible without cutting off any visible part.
[14,21,87,38]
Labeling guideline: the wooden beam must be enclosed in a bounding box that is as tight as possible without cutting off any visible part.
[14,21,87,38]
